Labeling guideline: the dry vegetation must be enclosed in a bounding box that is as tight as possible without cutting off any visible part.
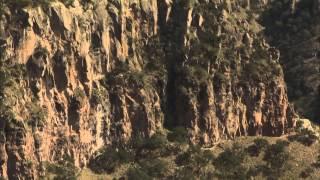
[45,124,320,180]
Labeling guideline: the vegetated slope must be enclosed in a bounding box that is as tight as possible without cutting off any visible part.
[261,0,320,122]
[0,0,298,178]
[77,122,320,179]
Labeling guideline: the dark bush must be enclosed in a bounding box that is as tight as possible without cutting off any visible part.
[263,140,291,177]
[27,102,47,129]
[288,129,318,146]
[247,138,269,156]
[143,133,167,150]
[127,167,152,180]
[73,87,86,105]
[174,145,215,178]
[254,138,269,149]
[175,150,192,166]
[129,134,145,150]
[5,0,53,8]
[167,127,188,143]
[4,0,76,8]
[213,143,247,179]
[175,166,197,180]
[139,159,170,178]
[46,155,78,180]
[89,147,133,174]
[60,0,74,7]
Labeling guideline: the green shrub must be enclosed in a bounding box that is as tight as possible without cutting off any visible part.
[60,0,75,7]
[0,70,8,93]
[288,128,318,146]
[129,71,151,88]
[0,0,5,16]
[263,140,291,177]
[245,59,274,81]
[175,150,191,166]
[247,138,269,156]
[127,167,152,180]
[46,155,79,180]
[104,67,153,89]
[175,166,197,180]
[139,159,170,178]
[175,145,215,177]
[27,102,47,129]
[1,0,78,9]
[143,133,167,150]
[73,87,86,105]
[89,147,134,174]
[254,138,269,150]
[176,0,198,9]
[91,87,107,105]
[8,0,33,7]
[167,127,188,143]
[215,72,228,83]
[6,0,53,7]
[190,66,209,85]
[128,134,145,149]
[296,120,305,129]
[180,66,209,86]
[213,143,247,179]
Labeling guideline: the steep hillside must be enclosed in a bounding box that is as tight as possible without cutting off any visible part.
[0,0,303,178]
[261,0,320,122]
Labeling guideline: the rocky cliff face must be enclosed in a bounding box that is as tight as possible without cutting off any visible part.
[0,0,295,178]
[261,0,320,122]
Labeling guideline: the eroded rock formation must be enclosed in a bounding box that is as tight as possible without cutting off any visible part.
[0,0,296,178]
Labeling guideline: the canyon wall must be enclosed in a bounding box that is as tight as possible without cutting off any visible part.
[0,0,295,178]
[261,0,320,122]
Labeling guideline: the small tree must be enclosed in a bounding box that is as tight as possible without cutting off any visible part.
[139,159,171,178]
[247,138,269,156]
[60,0,75,7]
[175,166,197,180]
[167,126,188,143]
[263,140,291,178]
[89,147,133,174]
[143,133,167,150]
[46,155,79,180]
[127,167,152,180]
[213,143,248,179]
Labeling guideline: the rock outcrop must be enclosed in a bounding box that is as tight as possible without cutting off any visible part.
[0,0,295,178]
[261,0,320,122]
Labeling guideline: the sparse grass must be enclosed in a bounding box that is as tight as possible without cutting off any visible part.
[77,168,111,180]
